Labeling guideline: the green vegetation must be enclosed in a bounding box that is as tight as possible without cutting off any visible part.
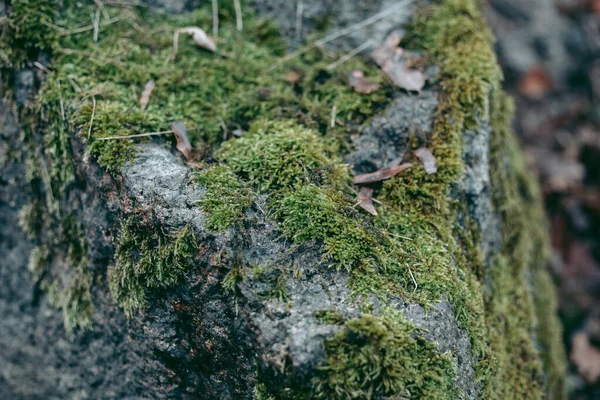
[197,164,253,231]
[109,217,197,317]
[312,313,456,399]
[0,0,58,70]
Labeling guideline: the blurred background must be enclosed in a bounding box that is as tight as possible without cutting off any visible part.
[485,0,600,397]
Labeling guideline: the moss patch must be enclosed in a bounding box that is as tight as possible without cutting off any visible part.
[312,313,457,399]
[487,90,566,398]
[197,164,253,232]
[109,217,197,317]
[0,0,58,70]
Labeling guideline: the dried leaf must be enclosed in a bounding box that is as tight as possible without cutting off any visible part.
[139,80,155,111]
[382,60,426,92]
[414,147,437,174]
[571,332,600,383]
[172,26,216,60]
[371,30,403,67]
[357,187,377,216]
[171,121,193,161]
[353,163,412,184]
[518,66,552,99]
[348,70,381,94]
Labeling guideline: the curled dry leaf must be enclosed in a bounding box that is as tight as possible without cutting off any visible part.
[139,80,155,111]
[171,121,193,161]
[371,30,403,67]
[172,26,216,60]
[382,60,426,92]
[353,162,412,184]
[571,332,600,383]
[348,70,380,94]
[357,187,377,216]
[414,147,437,174]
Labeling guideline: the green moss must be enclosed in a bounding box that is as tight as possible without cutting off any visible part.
[0,0,58,70]
[218,120,345,191]
[487,90,566,398]
[197,164,253,232]
[312,313,456,399]
[271,184,383,271]
[33,5,389,176]
[315,310,345,326]
[109,218,197,317]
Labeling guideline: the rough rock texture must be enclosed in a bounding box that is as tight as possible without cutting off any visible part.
[0,1,564,399]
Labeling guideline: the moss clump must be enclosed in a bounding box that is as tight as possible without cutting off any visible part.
[109,218,197,317]
[315,310,345,326]
[218,120,344,191]
[26,216,94,335]
[271,184,383,270]
[487,91,566,398]
[197,164,253,232]
[312,313,456,399]
[0,0,58,70]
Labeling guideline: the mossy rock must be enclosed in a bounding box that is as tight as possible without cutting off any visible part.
[0,0,565,399]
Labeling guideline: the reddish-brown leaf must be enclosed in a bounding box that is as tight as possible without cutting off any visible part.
[518,66,552,99]
[171,121,193,161]
[348,70,381,94]
[139,80,155,111]
[357,187,377,216]
[414,147,437,174]
[353,163,412,184]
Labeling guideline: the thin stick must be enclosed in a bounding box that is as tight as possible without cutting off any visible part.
[330,105,337,128]
[33,61,51,74]
[59,48,125,67]
[36,147,59,217]
[41,20,69,34]
[88,96,96,139]
[326,40,373,70]
[96,130,173,141]
[61,16,120,36]
[94,0,110,20]
[408,268,418,292]
[234,0,243,31]
[295,1,304,39]
[57,79,65,121]
[92,8,101,42]
[267,0,412,72]
[212,0,219,39]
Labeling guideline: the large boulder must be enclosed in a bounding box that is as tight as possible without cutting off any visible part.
[0,0,565,398]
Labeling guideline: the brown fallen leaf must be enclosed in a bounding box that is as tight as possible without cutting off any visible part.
[571,332,600,383]
[171,121,193,161]
[382,60,426,92]
[353,163,412,184]
[414,147,437,174]
[371,30,403,67]
[171,26,216,60]
[357,187,377,216]
[139,80,155,111]
[348,70,380,94]
[518,66,552,99]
